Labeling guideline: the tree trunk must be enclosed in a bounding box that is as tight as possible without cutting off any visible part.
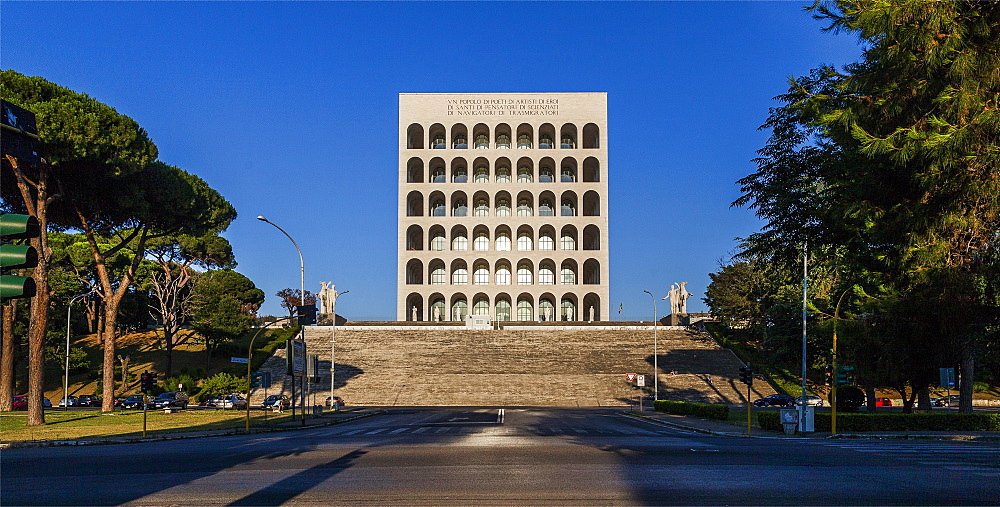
[959,349,974,414]
[100,300,120,411]
[916,387,930,411]
[0,301,17,411]
[865,384,877,412]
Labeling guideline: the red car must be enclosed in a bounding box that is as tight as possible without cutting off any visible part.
[11,395,27,410]
[875,397,892,407]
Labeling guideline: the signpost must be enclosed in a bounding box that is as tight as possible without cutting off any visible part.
[940,367,956,408]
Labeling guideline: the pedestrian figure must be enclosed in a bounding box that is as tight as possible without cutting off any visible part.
[707,375,713,386]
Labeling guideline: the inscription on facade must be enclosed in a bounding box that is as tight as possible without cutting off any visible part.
[446,97,559,116]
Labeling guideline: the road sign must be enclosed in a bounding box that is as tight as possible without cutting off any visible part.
[230,357,248,364]
[939,367,955,388]
[626,373,637,382]
[637,375,645,387]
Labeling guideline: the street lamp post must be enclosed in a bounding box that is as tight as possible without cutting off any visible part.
[64,292,91,411]
[330,288,348,411]
[257,215,306,423]
[643,290,659,402]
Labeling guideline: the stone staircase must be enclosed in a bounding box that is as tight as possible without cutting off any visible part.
[250,324,777,407]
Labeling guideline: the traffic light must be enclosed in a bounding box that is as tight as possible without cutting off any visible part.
[0,213,39,299]
[296,304,317,325]
[250,372,263,389]
[739,364,753,385]
[835,365,854,386]
[140,371,156,392]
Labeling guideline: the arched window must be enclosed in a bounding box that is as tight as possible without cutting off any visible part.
[496,231,511,251]
[431,266,446,285]
[517,199,532,216]
[496,134,511,149]
[430,298,445,320]
[517,263,532,285]
[432,135,446,149]
[452,199,468,216]
[473,263,490,285]
[539,134,553,149]
[516,298,533,321]
[453,166,467,183]
[452,299,468,321]
[474,165,489,183]
[561,134,575,149]
[474,231,489,251]
[539,232,555,250]
[496,165,511,183]
[561,264,577,285]
[496,298,511,321]
[539,299,555,321]
[473,297,490,315]
[496,263,511,285]
[431,167,446,183]
[517,134,532,149]
[561,233,576,250]
[561,199,575,216]
[431,199,446,216]
[452,265,468,285]
[430,231,446,251]
[453,134,467,149]
[539,166,553,183]
[561,298,576,321]
[496,199,511,217]
[452,233,468,251]
[474,134,488,149]
[517,165,532,183]
[474,199,489,216]
[538,199,554,216]
[517,232,532,251]
[561,166,576,182]
[538,264,555,285]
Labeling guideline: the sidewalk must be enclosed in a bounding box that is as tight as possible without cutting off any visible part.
[628,409,1000,441]
[0,407,385,449]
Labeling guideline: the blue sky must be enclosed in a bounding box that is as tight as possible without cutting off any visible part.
[1,1,862,320]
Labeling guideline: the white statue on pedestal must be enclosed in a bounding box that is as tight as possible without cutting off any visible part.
[317,282,335,315]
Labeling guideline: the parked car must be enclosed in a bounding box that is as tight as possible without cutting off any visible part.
[148,391,190,409]
[325,396,345,407]
[76,395,101,407]
[42,398,52,408]
[928,397,945,407]
[113,396,126,408]
[121,395,145,409]
[57,396,78,407]
[874,397,892,407]
[796,395,824,407]
[202,396,220,408]
[261,394,290,411]
[753,394,796,407]
[11,395,27,410]
[944,394,961,406]
[216,393,247,410]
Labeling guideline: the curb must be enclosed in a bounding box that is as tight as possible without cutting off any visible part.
[622,411,757,438]
[0,410,385,449]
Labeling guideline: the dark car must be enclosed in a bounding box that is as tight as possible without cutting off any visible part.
[76,395,101,407]
[121,395,145,409]
[261,394,290,411]
[325,396,345,408]
[753,394,796,407]
[149,391,190,409]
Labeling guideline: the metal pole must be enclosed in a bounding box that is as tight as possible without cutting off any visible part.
[800,242,808,431]
[257,216,306,423]
[644,290,658,403]
[64,292,90,412]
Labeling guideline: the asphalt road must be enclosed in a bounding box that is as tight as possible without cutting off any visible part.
[3,407,996,505]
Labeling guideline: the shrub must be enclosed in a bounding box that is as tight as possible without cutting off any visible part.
[194,372,247,402]
[972,381,990,393]
[654,400,729,420]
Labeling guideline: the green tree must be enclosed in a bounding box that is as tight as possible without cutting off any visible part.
[190,269,264,368]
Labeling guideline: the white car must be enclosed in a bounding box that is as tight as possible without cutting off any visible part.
[796,395,824,407]
[57,396,78,407]
[216,393,247,409]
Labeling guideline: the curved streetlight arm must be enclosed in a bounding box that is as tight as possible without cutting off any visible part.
[257,216,305,299]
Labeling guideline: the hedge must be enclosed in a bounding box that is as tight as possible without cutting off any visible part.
[654,400,729,420]
[758,411,1000,432]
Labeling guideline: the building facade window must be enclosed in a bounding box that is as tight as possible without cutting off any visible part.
[452,299,467,320]
[496,165,511,183]
[517,166,532,183]
[496,263,511,285]
[561,264,577,285]
[474,199,489,216]
[474,231,489,251]
[473,264,490,284]
[431,200,446,216]
[517,232,532,251]
[539,299,555,321]
[431,298,445,320]
[496,298,511,321]
[431,267,446,285]
[517,134,532,149]
[539,265,555,285]
[452,233,468,251]
[474,165,489,183]
[539,233,555,250]
[453,167,467,183]
[453,199,468,216]
[496,232,511,251]
[452,266,468,285]
[432,135,445,149]
[561,167,576,182]
[517,263,533,285]
[538,200,553,216]
[560,233,576,250]
[432,167,446,183]
[561,298,576,320]
[473,297,490,315]
[431,232,446,251]
[561,200,575,216]
[539,166,554,183]
[496,134,511,149]
[453,135,467,149]
[496,199,511,217]
[561,135,575,149]
[517,199,532,216]
[474,134,488,149]
[539,134,553,149]
[517,298,533,321]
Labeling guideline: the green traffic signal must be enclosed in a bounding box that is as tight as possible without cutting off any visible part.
[0,214,40,300]
[250,372,262,389]
[0,275,35,298]
[0,213,40,239]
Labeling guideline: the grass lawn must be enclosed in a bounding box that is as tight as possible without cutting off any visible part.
[0,409,311,442]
